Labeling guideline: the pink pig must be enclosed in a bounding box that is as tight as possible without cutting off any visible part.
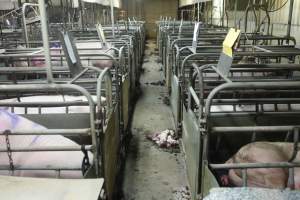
[221,142,300,189]
[0,109,93,178]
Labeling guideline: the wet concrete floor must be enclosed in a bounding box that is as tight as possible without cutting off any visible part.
[122,40,189,200]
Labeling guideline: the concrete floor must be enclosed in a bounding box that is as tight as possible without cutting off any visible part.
[122,40,189,200]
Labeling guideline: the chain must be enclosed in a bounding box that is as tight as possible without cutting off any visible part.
[4,130,14,175]
[81,145,90,176]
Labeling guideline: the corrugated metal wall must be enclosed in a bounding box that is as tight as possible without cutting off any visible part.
[125,0,178,38]
[269,0,300,40]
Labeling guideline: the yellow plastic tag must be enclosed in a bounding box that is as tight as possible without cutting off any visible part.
[222,28,241,57]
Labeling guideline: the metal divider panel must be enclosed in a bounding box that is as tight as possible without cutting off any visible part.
[170,75,179,129]
[182,106,201,200]
[0,175,104,200]
[122,76,130,129]
[59,31,84,77]
[22,113,90,129]
[202,165,220,197]
[103,105,120,200]
[217,28,241,77]
[216,52,233,77]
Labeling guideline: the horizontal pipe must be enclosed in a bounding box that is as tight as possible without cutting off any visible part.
[0,129,90,136]
[0,145,93,152]
[0,166,82,171]
[0,67,69,72]
[253,45,272,53]
[210,162,300,170]
[0,101,91,107]
[210,98,300,104]
[210,111,300,117]
[212,126,300,133]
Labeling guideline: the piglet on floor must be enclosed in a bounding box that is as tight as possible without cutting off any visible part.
[147,129,178,148]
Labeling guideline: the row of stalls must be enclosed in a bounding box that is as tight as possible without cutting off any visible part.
[157,2,300,199]
[0,0,145,199]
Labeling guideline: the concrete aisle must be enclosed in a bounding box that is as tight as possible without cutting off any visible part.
[122,40,189,200]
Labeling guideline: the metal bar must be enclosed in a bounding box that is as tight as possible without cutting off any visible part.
[289,128,299,162]
[210,98,300,104]
[205,81,300,118]
[110,0,115,38]
[288,168,295,189]
[38,0,53,83]
[242,169,247,187]
[209,112,300,117]
[0,129,90,136]
[0,166,82,171]
[189,86,200,106]
[0,79,100,84]
[0,102,91,107]
[0,145,93,152]
[197,2,200,22]
[0,67,69,73]
[234,0,237,29]
[210,162,300,169]
[68,68,89,84]
[22,3,39,47]
[212,126,300,133]
[211,66,232,83]
[287,0,294,38]
[253,45,272,53]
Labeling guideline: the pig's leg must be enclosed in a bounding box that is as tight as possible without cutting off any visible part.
[261,169,287,189]
[228,168,243,186]
[228,166,287,188]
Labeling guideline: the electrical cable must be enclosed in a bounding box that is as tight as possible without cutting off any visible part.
[267,0,289,12]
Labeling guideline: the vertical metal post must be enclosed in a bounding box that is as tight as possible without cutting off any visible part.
[287,0,294,38]
[110,0,115,38]
[38,0,53,83]
[22,4,29,47]
[222,0,225,27]
[22,3,38,47]
[197,2,200,22]
[242,169,248,187]
[211,0,213,25]
[234,0,237,30]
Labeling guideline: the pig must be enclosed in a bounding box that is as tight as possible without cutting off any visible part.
[14,44,65,67]
[220,142,300,189]
[13,42,115,70]
[0,109,93,178]
[75,42,115,69]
